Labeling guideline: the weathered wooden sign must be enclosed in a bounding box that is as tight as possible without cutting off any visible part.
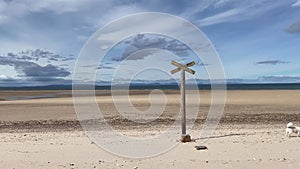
[171,61,196,142]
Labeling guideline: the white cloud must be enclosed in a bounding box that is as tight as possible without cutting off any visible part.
[77,35,89,42]
[111,34,190,61]
[198,8,243,26]
[0,74,21,80]
[292,0,300,7]
[190,0,290,27]
[214,0,236,8]
[2,0,87,14]
[0,74,8,79]
[94,5,144,28]
[0,0,100,25]
[0,0,299,85]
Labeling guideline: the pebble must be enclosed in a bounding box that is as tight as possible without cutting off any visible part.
[279,158,286,162]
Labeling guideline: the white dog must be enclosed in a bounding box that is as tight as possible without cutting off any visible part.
[286,122,300,137]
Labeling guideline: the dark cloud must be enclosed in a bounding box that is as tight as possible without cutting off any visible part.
[17,55,33,60]
[60,64,69,67]
[15,49,74,62]
[0,50,71,78]
[198,63,210,66]
[16,63,70,77]
[97,65,115,69]
[112,34,190,61]
[285,20,300,34]
[49,58,59,61]
[255,60,289,65]
[112,48,159,61]
[3,0,13,3]
[62,57,75,61]
[80,63,115,70]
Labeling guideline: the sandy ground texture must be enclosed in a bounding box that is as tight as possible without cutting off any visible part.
[0,90,300,168]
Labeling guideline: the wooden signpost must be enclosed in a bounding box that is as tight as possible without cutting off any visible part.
[171,61,196,142]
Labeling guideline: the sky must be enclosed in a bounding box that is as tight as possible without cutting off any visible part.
[0,0,300,86]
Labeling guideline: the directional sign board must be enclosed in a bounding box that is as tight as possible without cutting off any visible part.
[171,61,195,75]
[170,60,196,142]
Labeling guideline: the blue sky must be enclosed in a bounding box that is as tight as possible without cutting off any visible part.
[0,0,300,86]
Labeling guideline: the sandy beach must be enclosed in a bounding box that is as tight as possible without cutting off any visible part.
[1,90,300,168]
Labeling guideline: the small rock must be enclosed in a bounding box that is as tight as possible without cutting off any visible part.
[279,158,286,162]
[195,145,208,150]
[181,135,192,143]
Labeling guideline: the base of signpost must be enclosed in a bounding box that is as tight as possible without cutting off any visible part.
[180,134,192,143]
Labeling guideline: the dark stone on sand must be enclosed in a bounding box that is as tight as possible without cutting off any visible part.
[180,134,192,143]
[195,145,208,150]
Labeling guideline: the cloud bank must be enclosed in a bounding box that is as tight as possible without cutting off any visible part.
[112,34,190,61]
[258,75,300,82]
[0,49,71,85]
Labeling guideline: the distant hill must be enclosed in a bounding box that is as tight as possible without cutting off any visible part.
[1,83,300,90]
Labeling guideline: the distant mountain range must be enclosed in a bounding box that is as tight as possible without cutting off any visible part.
[1,82,300,90]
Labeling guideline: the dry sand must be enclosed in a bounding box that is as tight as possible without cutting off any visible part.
[0,90,300,168]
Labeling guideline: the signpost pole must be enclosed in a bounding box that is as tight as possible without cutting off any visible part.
[170,60,195,142]
[181,70,186,136]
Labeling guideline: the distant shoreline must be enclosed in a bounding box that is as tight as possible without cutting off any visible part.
[1,83,300,90]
